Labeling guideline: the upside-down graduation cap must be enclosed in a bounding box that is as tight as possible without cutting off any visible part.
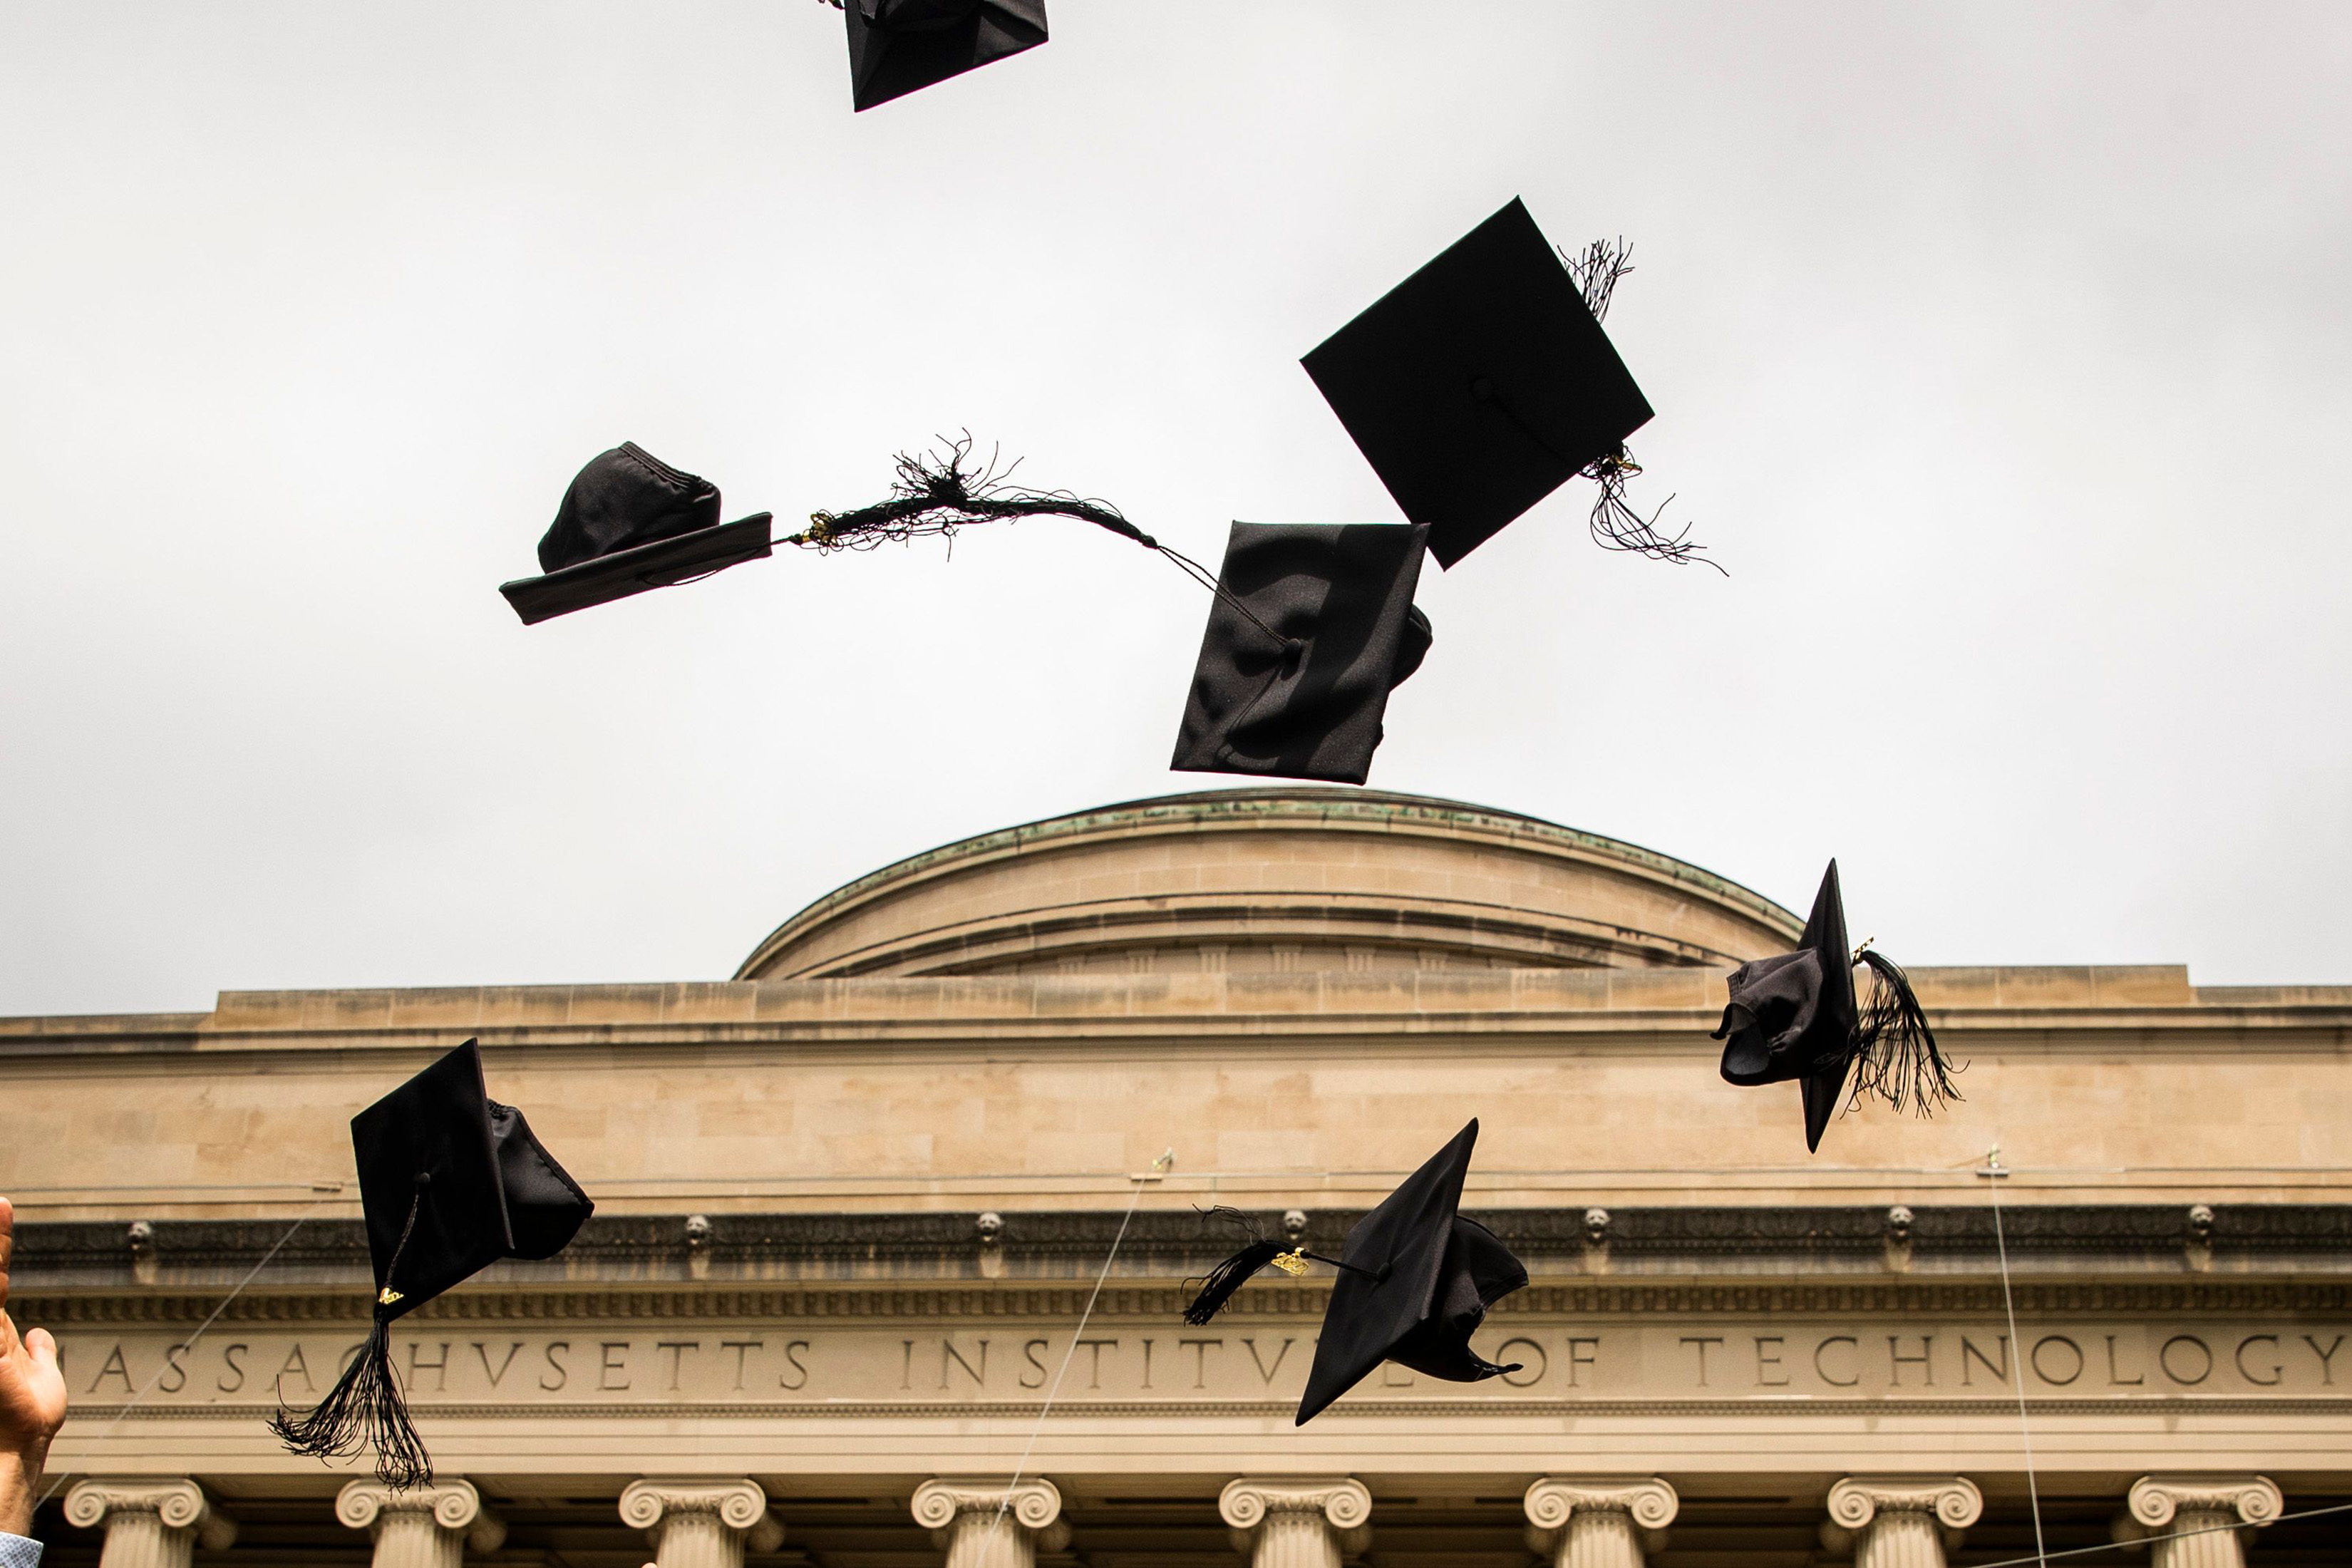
[1169,522,1432,786]
[1301,197,1654,569]
[272,1039,593,1488]
[840,0,1048,113]
[498,443,772,625]
[1178,1119,1529,1425]
[1716,860,1961,1152]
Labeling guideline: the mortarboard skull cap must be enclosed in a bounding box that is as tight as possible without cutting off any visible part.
[1301,197,1653,569]
[1296,1118,1528,1423]
[1715,861,1857,1152]
[1169,522,1431,788]
[500,443,773,625]
[277,1039,594,1488]
[844,0,1048,112]
[351,1039,593,1320]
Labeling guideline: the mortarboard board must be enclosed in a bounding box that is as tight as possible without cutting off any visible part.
[499,443,772,625]
[1303,199,1703,570]
[272,1039,593,1487]
[839,0,1048,113]
[1716,860,1961,1151]
[1179,1119,1528,1425]
[1168,521,1432,786]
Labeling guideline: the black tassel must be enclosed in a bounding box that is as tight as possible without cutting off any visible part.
[269,1311,432,1490]
[1182,1239,1287,1326]
[1850,949,1963,1117]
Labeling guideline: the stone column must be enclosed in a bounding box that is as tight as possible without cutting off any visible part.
[1523,1477,1678,1568]
[618,1480,783,1568]
[909,1478,1068,1568]
[62,1480,235,1568]
[1218,1478,1371,1568]
[1822,1477,1983,1568]
[2118,1476,2283,1568]
[336,1480,505,1568]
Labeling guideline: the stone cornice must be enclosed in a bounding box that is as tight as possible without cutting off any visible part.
[7,972,2349,1061]
[16,1276,2349,1325]
[15,1205,2351,1296]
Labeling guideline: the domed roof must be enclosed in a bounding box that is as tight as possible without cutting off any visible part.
[738,789,1799,981]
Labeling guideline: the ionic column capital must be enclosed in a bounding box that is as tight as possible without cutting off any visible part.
[2126,1475,2283,1532]
[1525,1476,1678,1532]
[1219,1477,1371,1534]
[911,1477,1062,1532]
[1523,1477,1677,1562]
[1826,1477,1984,1532]
[63,1480,236,1553]
[910,1479,1070,1559]
[619,1480,784,1554]
[336,1480,506,1554]
[1219,1477,1372,1560]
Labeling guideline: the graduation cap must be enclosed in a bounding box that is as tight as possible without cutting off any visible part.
[1180,1119,1528,1425]
[499,443,773,625]
[1716,860,1961,1152]
[1168,521,1432,786]
[272,1039,593,1487]
[1302,198,1711,571]
[835,0,1048,113]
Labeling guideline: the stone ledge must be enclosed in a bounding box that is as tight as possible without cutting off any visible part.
[15,1205,2350,1292]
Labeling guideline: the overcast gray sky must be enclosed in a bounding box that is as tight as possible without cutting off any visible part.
[3,1,2347,1016]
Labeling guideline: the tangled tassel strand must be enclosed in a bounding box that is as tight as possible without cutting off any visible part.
[1553,239,1723,572]
[272,1179,433,1490]
[1850,949,1964,1116]
[1179,1206,1383,1324]
[793,433,1154,553]
[801,435,1301,651]
[1581,450,1721,571]
[267,1314,431,1490]
[1562,236,1635,323]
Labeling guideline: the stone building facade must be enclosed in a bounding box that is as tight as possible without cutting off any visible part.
[4,788,2347,1567]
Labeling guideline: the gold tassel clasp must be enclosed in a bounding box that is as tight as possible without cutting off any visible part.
[1267,1249,1311,1276]
[377,1288,404,1307]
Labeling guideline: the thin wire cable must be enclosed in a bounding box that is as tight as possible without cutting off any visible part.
[32,1199,328,1512]
[1986,1144,2048,1567]
[996,1150,1170,1521]
[1966,1501,2351,1568]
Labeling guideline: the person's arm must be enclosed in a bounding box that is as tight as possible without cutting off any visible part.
[0,1197,69,1554]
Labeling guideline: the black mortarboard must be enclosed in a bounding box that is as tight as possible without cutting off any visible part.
[1177,1119,1529,1425]
[272,1039,592,1487]
[1716,860,1961,1152]
[842,0,1048,113]
[1168,522,1432,786]
[499,443,772,625]
[1301,197,1654,569]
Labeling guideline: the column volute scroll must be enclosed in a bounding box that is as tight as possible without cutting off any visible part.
[336,1479,505,1568]
[909,1478,1068,1568]
[1217,1478,1371,1568]
[619,1479,783,1568]
[1522,1477,1678,1567]
[2114,1476,2282,1568]
[1822,1478,1983,1568]
[62,1480,236,1568]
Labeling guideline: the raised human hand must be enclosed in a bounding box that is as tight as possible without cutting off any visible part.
[0,1197,69,1537]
